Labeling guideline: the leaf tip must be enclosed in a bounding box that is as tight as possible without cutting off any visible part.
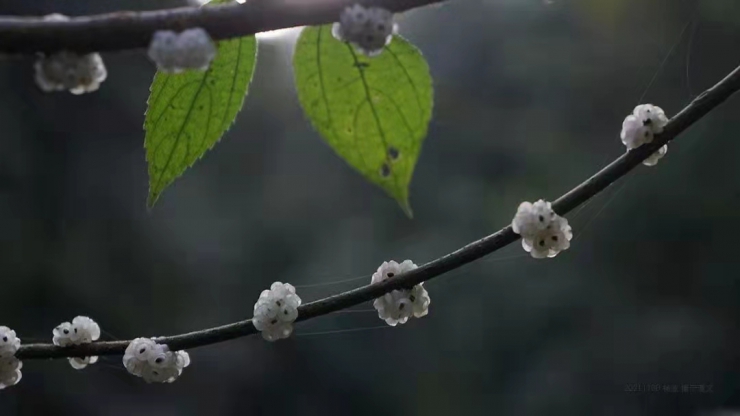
[399,199,414,219]
[146,190,161,211]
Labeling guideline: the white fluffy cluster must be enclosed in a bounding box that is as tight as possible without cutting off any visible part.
[512,200,573,259]
[620,104,669,167]
[253,282,301,341]
[34,14,107,94]
[123,338,190,383]
[332,4,397,57]
[371,260,430,326]
[0,326,22,390]
[52,316,101,370]
[148,28,217,73]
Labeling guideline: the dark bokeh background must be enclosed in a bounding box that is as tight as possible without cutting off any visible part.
[1,0,740,414]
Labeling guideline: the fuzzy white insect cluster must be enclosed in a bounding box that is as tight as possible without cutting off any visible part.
[52,316,101,370]
[371,260,430,326]
[34,14,107,95]
[252,282,301,341]
[147,28,217,73]
[511,200,573,259]
[0,326,22,390]
[123,338,190,383]
[332,4,397,57]
[620,104,670,167]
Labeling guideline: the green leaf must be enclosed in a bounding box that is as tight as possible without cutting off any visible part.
[144,12,257,208]
[293,25,433,217]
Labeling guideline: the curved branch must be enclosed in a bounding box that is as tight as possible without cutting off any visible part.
[16,64,740,360]
[0,0,444,55]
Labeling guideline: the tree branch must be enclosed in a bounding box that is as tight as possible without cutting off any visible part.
[16,63,740,360]
[0,0,444,55]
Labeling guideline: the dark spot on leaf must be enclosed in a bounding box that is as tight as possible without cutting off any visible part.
[388,147,399,160]
[380,163,391,177]
[354,62,370,70]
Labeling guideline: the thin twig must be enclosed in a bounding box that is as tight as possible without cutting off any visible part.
[15,64,740,360]
[0,0,444,55]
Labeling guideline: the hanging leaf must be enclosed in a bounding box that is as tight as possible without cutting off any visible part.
[144,1,257,208]
[293,25,433,217]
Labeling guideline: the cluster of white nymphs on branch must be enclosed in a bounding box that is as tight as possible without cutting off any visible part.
[34,14,108,94]
[52,316,101,370]
[332,4,397,57]
[620,104,670,166]
[253,282,302,341]
[512,200,573,259]
[123,338,190,383]
[372,260,431,326]
[148,28,217,73]
[0,326,22,390]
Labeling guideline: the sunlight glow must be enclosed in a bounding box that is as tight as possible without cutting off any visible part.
[256,27,302,42]
[189,0,300,43]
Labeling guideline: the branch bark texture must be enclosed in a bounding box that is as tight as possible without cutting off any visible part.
[16,64,740,360]
[0,0,443,54]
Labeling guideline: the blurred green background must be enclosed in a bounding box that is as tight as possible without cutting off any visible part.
[1,0,740,414]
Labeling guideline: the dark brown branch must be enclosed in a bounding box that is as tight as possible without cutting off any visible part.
[16,64,740,360]
[0,0,444,55]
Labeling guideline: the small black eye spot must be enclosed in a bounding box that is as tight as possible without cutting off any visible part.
[155,357,163,364]
[74,328,77,333]
[271,319,278,325]
[139,348,146,354]
[387,272,395,278]
[539,240,545,247]
[276,300,282,306]
[380,163,391,177]
[399,303,405,310]
[538,215,544,222]
[153,371,159,376]
[63,329,69,334]
[2,337,6,342]
[284,309,289,314]
[409,295,416,302]
[552,235,558,241]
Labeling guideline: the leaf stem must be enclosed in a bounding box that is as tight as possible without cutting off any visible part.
[0,0,444,54]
